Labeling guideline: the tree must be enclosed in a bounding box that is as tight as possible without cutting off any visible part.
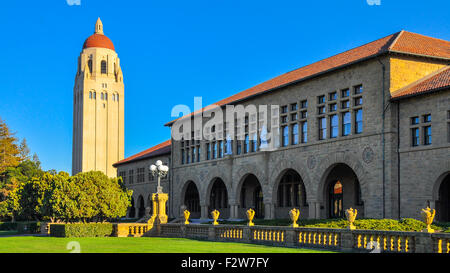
[0,117,21,173]
[18,139,30,162]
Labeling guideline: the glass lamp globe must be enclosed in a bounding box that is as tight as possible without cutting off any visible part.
[150,165,157,172]
[156,160,162,166]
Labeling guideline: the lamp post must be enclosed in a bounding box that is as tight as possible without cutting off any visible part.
[150,160,169,194]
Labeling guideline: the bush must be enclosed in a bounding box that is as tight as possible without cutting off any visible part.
[16,222,41,234]
[50,223,113,237]
[0,222,18,231]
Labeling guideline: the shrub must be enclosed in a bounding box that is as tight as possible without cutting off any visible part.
[50,223,113,237]
[16,221,41,234]
[0,222,18,231]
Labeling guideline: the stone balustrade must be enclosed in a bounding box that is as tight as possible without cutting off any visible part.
[157,223,450,253]
[112,223,150,237]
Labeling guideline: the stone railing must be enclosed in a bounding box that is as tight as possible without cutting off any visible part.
[112,223,150,237]
[158,223,450,253]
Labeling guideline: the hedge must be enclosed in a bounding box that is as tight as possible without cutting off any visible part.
[50,223,114,237]
[0,222,18,231]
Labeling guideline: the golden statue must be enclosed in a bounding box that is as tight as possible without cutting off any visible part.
[289,208,300,228]
[421,207,435,233]
[183,210,190,225]
[345,208,357,230]
[211,209,220,225]
[246,208,255,226]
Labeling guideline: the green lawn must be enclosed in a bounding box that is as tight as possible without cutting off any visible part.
[0,236,335,253]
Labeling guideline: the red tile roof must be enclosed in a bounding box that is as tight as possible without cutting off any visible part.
[391,66,450,100]
[113,140,171,167]
[83,33,115,51]
[165,31,450,126]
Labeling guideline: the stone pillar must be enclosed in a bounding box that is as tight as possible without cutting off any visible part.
[308,201,321,219]
[340,230,354,252]
[285,229,296,247]
[264,202,275,220]
[201,204,209,220]
[414,233,434,253]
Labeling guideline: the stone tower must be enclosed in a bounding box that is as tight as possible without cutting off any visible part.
[72,18,124,177]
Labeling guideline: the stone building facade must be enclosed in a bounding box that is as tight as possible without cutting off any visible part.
[113,140,171,218]
[117,31,450,222]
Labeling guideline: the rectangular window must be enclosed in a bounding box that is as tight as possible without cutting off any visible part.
[354,85,363,95]
[423,114,431,123]
[354,97,363,106]
[281,116,288,123]
[329,92,337,101]
[291,113,298,121]
[281,105,288,114]
[237,140,242,155]
[282,126,289,147]
[137,168,145,183]
[128,170,134,185]
[301,111,308,119]
[412,128,420,146]
[319,117,327,140]
[411,117,419,125]
[342,112,351,136]
[192,147,196,162]
[424,126,432,145]
[291,103,298,111]
[218,141,223,158]
[213,142,217,159]
[329,103,337,112]
[330,114,338,138]
[301,121,307,143]
[318,106,326,115]
[318,95,325,104]
[341,89,350,98]
[252,134,257,152]
[244,134,249,153]
[181,149,185,164]
[206,143,211,160]
[197,146,201,162]
[292,124,299,145]
[186,148,190,163]
[300,100,308,109]
[341,100,350,109]
[355,109,363,134]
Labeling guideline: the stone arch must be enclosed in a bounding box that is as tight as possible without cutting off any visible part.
[235,173,265,218]
[232,165,266,202]
[137,195,145,218]
[317,162,365,219]
[315,152,370,204]
[204,177,230,207]
[181,180,201,218]
[268,158,312,203]
[431,160,450,200]
[205,177,230,218]
[271,168,309,218]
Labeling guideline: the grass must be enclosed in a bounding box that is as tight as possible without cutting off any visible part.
[0,236,335,253]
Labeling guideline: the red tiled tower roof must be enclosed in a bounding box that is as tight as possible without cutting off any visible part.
[83,33,115,51]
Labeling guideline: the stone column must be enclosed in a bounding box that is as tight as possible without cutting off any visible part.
[264,202,275,219]
[308,201,321,219]
[201,204,209,220]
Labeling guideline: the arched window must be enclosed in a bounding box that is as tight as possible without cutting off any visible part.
[105,93,108,101]
[101,60,107,74]
[88,59,93,73]
[93,92,96,99]
[89,91,92,99]
[116,94,119,102]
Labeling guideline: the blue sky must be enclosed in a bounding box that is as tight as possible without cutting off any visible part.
[0,0,448,174]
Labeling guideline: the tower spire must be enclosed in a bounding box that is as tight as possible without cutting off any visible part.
[95,17,104,35]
